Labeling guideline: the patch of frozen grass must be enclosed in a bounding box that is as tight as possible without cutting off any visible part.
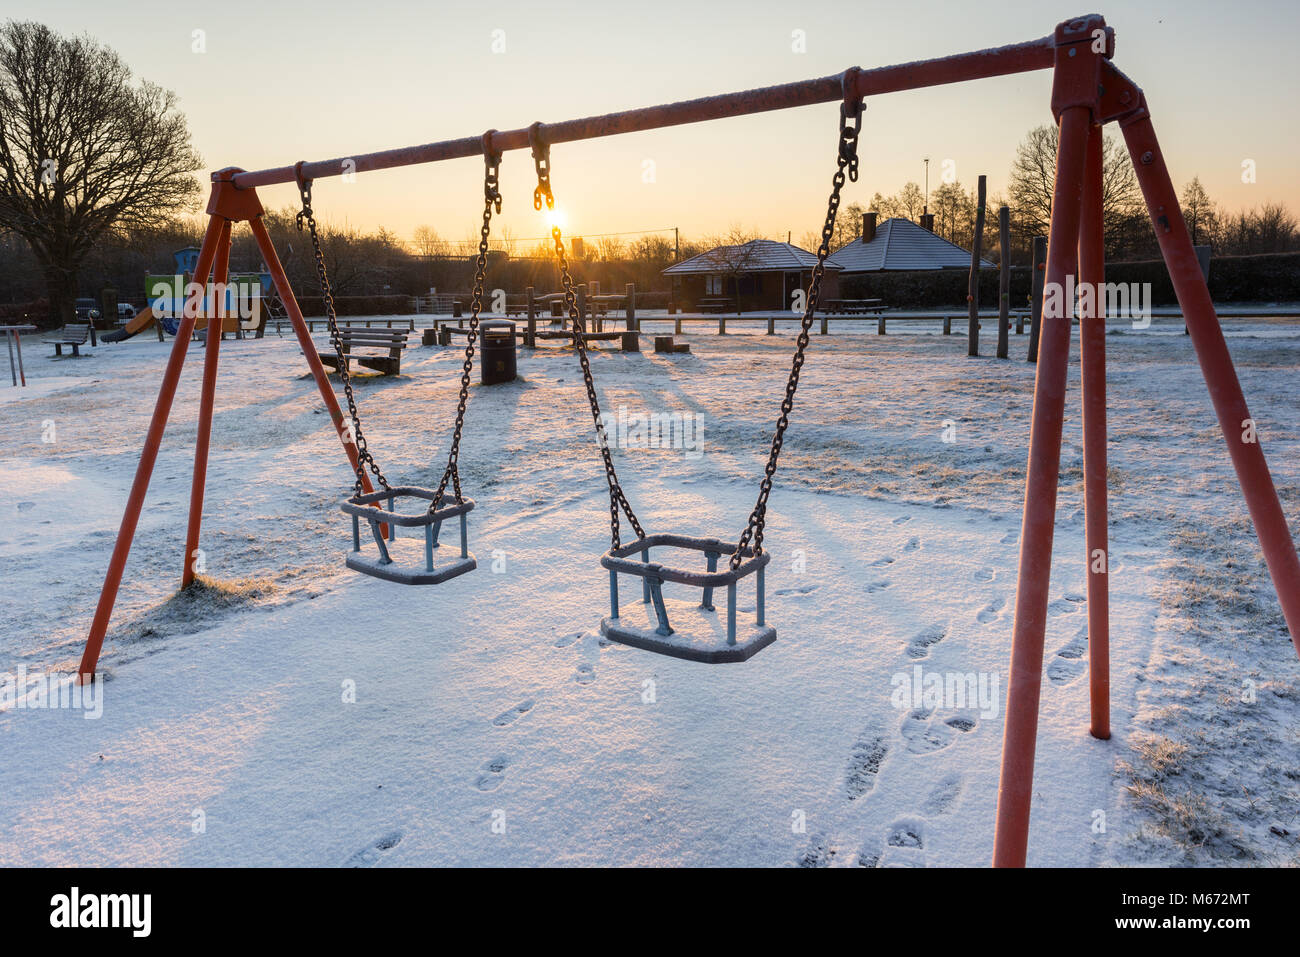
[113,574,285,642]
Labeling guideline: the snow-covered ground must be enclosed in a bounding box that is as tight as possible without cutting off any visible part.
[0,315,1296,867]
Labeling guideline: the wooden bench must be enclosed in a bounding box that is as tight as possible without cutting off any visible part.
[316,329,409,376]
[43,323,92,357]
[697,297,734,314]
[270,316,415,337]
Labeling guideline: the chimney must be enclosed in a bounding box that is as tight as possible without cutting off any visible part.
[862,211,877,243]
[920,212,935,232]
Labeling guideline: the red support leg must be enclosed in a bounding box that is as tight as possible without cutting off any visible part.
[1121,110,1300,654]
[77,214,226,681]
[246,216,380,511]
[182,219,232,588]
[1079,122,1110,740]
[992,105,1091,868]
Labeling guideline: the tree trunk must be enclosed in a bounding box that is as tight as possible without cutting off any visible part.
[42,264,78,329]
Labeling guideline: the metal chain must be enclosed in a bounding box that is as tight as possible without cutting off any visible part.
[730,91,863,570]
[531,124,645,549]
[296,169,389,497]
[432,132,502,511]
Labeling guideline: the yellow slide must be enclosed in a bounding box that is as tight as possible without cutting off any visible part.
[101,306,159,342]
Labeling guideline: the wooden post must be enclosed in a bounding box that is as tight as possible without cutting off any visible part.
[1027,235,1047,362]
[525,285,537,348]
[877,313,886,334]
[997,204,1011,359]
[719,315,726,335]
[943,315,951,335]
[967,174,987,357]
[576,284,588,336]
[767,315,775,335]
[675,314,682,335]
[626,282,637,332]
[590,280,601,332]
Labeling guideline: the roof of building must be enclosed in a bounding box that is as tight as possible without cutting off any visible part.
[662,239,841,275]
[827,217,994,272]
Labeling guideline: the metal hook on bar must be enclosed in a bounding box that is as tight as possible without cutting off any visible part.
[293,160,312,229]
[529,122,553,211]
[482,129,503,213]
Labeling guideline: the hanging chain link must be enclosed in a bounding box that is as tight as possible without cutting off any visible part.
[730,86,863,570]
[431,132,502,511]
[531,124,645,549]
[296,168,389,497]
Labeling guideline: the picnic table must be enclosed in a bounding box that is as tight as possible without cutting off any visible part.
[697,297,735,313]
[2,324,36,386]
[822,298,885,315]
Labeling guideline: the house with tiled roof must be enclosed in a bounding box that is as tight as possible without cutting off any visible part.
[828,213,994,273]
[663,239,842,311]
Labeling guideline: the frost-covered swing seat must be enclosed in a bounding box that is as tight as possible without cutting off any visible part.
[341,487,475,585]
[295,136,504,586]
[527,90,861,661]
[601,534,775,663]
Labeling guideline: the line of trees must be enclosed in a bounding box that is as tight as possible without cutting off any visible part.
[847,126,1300,266]
[2,18,1298,323]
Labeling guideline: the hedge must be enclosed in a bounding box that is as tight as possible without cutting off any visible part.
[840,251,1300,308]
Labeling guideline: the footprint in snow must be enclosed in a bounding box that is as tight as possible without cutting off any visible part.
[879,818,927,867]
[856,840,882,868]
[1047,627,1088,685]
[492,699,535,727]
[870,556,896,567]
[16,502,36,512]
[902,536,921,553]
[922,773,964,816]
[575,664,595,685]
[774,585,819,597]
[845,733,888,801]
[1000,531,1018,545]
[343,830,403,867]
[887,818,924,849]
[795,835,837,868]
[1048,594,1085,616]
[906,626,947,660]
[976,597,1005,623]
[899,708,978,754]
[474,756,509,792]
[891,515,912,526]
[972,567,995,582]
[553,632,582,648]
[865,580,891,594]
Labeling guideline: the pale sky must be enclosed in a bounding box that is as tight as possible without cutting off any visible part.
[9,0,1299,245]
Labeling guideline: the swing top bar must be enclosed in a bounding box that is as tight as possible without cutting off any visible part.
[226,29,1066,190]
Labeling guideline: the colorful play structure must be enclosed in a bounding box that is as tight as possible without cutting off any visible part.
[74,16,1300,867]
[101,247,269,343]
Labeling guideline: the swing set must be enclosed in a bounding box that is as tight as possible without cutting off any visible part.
[75,15,1300,867]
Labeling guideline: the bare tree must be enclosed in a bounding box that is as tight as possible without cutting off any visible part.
[0,21,201,324]
[412,225,449,259]
[896,182,925,221]
[1180,177,1216,247]
[930,181,974,244]
[596,235,626,261]
[1007,123,1142,257]
[830,200,865,249]
[699,225,765,315]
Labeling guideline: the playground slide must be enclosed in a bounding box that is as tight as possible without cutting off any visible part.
[100,307,158,342]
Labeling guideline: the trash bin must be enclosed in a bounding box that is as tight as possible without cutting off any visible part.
[480,319,517,385]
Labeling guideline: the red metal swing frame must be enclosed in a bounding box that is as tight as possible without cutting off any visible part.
[75,14,1300,868]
